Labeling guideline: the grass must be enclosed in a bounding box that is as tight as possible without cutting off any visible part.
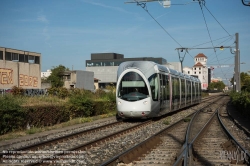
[183,117,191,122]
[0,111,117,141]
[22,96,67,106]
[163,117,171,125]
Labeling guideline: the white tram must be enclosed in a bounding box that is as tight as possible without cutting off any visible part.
[116,61,201,119]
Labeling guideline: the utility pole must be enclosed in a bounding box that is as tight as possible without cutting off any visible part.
[235,33,240,92]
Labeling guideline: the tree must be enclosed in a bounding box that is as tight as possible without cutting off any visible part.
[208,81,225,91]
[241,72,250,92]
[47,65,69,88]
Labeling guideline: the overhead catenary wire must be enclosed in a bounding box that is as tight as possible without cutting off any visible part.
[191,35,234,49]
[134,0,183,48]
[208,56,235,65]
[203,5,231,36]
[198,0,229,81]
[208,42,235,64]
[131,0,234,82]
[133,0,194,60]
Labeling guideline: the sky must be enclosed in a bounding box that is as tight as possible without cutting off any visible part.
[0,0,249,85]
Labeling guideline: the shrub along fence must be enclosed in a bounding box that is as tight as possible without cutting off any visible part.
[0,86,117,135]
[0,100,116,135]
[230,91,250,115]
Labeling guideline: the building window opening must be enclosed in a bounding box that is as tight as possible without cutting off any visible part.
[5,52,11,61]
[28,55,35,63]
[0,51,3,60]
[12,53,19,62]
[25,55,29,62]
[19,54,25,62]
[35,56,40,64]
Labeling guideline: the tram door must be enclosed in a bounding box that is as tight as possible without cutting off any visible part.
[159,74,164,112]
[159,74,169,114]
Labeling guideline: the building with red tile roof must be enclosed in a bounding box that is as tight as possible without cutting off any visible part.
[183,53,210,90]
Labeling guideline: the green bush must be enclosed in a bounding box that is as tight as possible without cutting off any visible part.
[11,86,24,96]
[57,87,69,99]
[0,88,118,135]
[94,89,106,99]
[94,101,116,115]
[66,93,94,118]
[230,91,250,114]
[24,105,69,127]
[0,95,26,134]
[47,87,58,96]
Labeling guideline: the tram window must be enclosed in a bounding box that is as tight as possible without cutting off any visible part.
[188,81,191,97]
[176,78,179,98]
[172,77,178,99]
[148,74,159,101]
[192,82,195,97]
[181,79,185,98]
[162,75,167,100]
[196,83,200,97]
[117,72,149,101]
[175,77,180,99]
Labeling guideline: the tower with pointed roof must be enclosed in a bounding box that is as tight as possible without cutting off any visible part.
[194,53,207,66]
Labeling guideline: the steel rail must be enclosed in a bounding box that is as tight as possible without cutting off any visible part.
[27,119,152,166]
[173,96,225,166]
[174,98,250,166]
[1,121,123,153]
[100,113,195,166]
[217,110,250,164]
[100,97,219,166]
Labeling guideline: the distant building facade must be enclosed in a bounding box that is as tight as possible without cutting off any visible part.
[60,70,94,91]
[183,53,210,90]
[41,69,52,78]
[86,53,167,88]
[0,46,41,89]
[211,77,222,83]
[166,62,182,72]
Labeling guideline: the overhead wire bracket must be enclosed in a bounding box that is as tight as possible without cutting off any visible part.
[176,48,189,73]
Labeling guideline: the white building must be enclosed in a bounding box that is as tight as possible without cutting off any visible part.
[166,62,182,72]
[183,67,193,75]
[183,53,209,90]
[41,69,52,78]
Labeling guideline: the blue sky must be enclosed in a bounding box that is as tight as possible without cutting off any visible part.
[0,0,249,84]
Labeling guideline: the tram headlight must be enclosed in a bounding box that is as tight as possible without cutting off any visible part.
[143,101,148,105]
[118,101,121,105]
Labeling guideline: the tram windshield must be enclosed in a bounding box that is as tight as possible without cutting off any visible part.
[117,72,149,101]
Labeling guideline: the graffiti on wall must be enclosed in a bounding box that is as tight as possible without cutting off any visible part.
[19,74,38,87]
[0,89,48,96]
[0,68,13,84]
[0,68,38,87]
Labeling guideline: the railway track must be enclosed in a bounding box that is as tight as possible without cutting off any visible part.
[175,96,250,166]
[220,98,250,156]
[100,96,224,166]
[0,95,220,166]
